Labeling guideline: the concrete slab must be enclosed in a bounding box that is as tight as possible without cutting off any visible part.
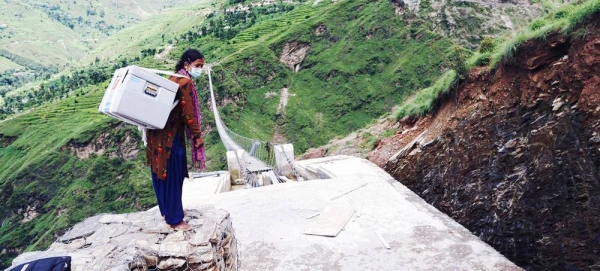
[182,156,522,271]
[183,172,230,198]
[303,200,354,237]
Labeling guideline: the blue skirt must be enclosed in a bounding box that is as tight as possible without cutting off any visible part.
[151,133,186,225]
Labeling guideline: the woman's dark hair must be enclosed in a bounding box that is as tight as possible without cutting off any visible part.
[175,49,204,72]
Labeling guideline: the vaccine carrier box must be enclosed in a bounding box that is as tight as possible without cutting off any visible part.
[98,65,179,129]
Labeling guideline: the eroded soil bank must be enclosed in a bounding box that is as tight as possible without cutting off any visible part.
[381,19,600,270]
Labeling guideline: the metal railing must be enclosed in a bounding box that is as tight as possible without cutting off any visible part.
[222,125,277,169]
[206,66,276,174]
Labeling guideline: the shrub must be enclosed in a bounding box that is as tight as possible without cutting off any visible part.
[478,36,496,53]
[446,44,471,78]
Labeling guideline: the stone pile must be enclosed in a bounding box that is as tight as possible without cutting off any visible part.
[9,208,238,271]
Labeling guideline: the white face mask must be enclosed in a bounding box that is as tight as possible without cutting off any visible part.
[189,67,203,78]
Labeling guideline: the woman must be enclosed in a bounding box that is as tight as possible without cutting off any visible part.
[146,49,206,231]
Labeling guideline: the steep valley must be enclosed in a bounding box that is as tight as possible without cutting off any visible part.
[0,0,595,269]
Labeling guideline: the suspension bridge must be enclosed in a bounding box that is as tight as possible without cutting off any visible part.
[203,65,300,187]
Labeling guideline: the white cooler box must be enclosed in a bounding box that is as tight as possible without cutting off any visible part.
[98,65,179,129]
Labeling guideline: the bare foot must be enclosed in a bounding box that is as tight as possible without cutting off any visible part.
[171,221,192,231]
[163,210,186,221]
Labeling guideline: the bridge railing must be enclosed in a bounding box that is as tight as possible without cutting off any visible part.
[206,65,278,171]
[221,124,277,169]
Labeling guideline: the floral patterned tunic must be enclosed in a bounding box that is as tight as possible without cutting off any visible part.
[145,76,202,180]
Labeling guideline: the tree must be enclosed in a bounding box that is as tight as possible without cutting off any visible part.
[446,43,470,78]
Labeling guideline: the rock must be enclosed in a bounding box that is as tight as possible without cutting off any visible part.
[204,209,230,225]
[188,246,214,264]
[400,115,418,126]
[143,255,158,267]
[86,224,134,246]
[99,214,130,224]
[48,238,85,252]
[158,242,191,257]
[94,246,147,271]
[188,218,204,227]
[59,215,102,243]
[408,148,421,156]
[10,207,238,271]
[383,25,600,271]
[89,244,118,260]
[299,147,327,160]
[504,138,518,149]
[314,23,327,35]
[552,97,565,111]
[190,222,217,246]
[279,42,311,72]
[157,257,186,269]
[110,233,160,248]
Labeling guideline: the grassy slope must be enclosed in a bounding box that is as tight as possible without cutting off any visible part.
[0,1,89,68]
[2,0,225,102]
[0,85,155,266]
[0,56,22,73]
[83,0,224,65]
[0,0,210,69]
[185,0,452,152]
[395,0,598,121]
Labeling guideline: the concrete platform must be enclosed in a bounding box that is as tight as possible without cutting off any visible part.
[183,171,231,198]
[182,156,522,271]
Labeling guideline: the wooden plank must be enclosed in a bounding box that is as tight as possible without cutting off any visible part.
[330,183,368,200]
[303,201,354,237]
[375,231,391,249]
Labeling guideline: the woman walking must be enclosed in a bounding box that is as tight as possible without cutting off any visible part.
[146,49,206,231]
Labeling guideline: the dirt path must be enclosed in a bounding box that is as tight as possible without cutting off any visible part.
[154,44,174,60]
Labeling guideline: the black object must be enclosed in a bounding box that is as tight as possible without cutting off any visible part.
[7,256,71,271]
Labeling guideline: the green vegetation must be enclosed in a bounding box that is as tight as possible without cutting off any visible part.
[0,61,120,119]
[0,1,308,266]
[488,0,600,68]
[84,1,224,64]
[416,0,556,50]
[0,57,22,73]
[395,70,458,119]
[1,0,596,268]
[0,0,211,68]
[396,0,599,121]
[0,86,155,266]
[198,0,454,152]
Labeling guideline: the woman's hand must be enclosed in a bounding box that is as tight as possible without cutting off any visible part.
[194,136,204,148]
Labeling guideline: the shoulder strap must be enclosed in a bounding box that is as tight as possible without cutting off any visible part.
[140,67,188,78]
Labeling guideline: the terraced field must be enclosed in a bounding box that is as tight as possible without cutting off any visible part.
[0,85,109,182]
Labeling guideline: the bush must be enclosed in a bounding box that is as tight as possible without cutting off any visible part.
[446,44,471,78]
[479,36,496,53]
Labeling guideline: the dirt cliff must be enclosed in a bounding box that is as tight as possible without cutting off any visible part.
[378,19,600,270]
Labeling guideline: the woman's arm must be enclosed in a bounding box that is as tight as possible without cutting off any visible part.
[178,79,202,141]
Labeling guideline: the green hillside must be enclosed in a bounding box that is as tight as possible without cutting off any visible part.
[197,0,454,151]
[0,0,222,105]
[0,0,206,68]
[85,0,221,64]
[0,0,578,268]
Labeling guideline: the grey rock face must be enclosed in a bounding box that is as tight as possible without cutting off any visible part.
[9,208,238,271]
